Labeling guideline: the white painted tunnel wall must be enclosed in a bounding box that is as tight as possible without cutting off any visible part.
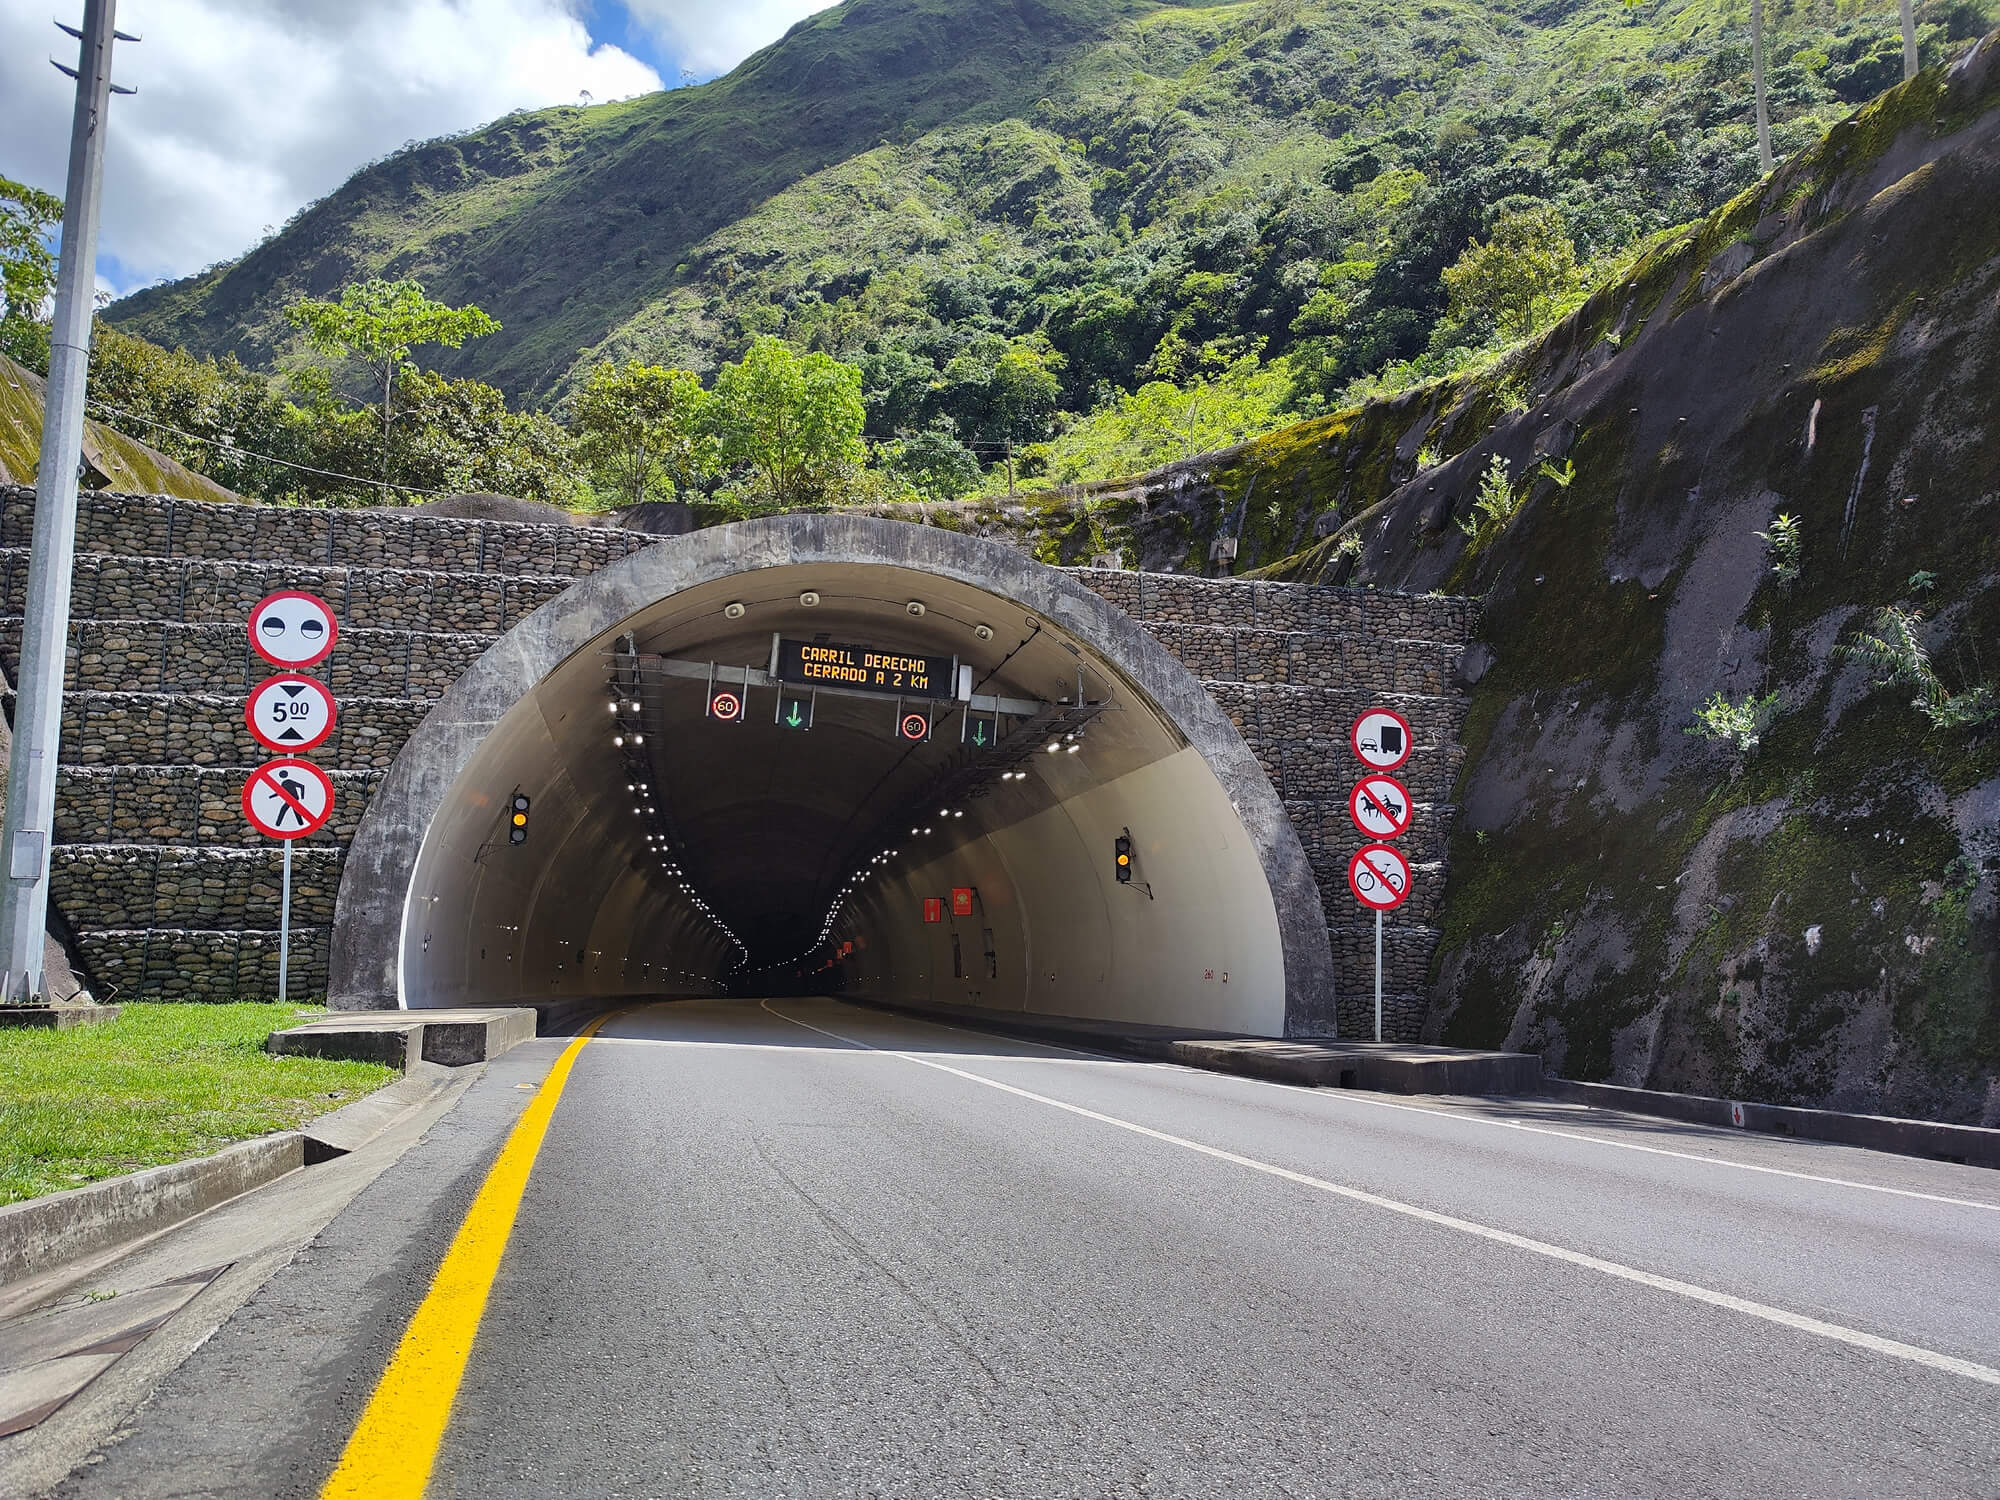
[840,748,1287,1035]
[400,692,726,1007]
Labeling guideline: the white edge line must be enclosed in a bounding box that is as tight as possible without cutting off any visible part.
[760,1000,2000,1389]
[809,1001,2000,1216]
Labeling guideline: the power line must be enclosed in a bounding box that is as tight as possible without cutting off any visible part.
[84,398,463,497]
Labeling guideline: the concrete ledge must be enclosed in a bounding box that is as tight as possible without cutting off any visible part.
[1164,1038,1543,1095]
[0,1005,121,1031]
[1157,1038,1540,1095]
[266,1021,420,1070]
[848,996,1543,1096]
[1544,1079,2000,1169]
[266,1007,538,1070]
[0,1134,303,1287]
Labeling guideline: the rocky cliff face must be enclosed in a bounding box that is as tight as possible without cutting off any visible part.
[989,40,2000,1123]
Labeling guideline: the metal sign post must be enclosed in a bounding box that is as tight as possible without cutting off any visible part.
[1349,708,1415,1042]
[243,592,338,1006]
[279,841,293,1005]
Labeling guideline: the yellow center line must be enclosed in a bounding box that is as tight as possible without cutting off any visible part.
[320,1011,619,1500]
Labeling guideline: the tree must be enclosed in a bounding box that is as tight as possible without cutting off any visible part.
[1,176,63,369]
[285,279,499,501]
[884,423,982,504]
[710,334,865,508]
[572,360,716,507]
[989,335,1064,497]
[1899,0,1919,80]
[1440,204,1579,342]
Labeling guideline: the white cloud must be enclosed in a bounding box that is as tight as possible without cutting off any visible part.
[622,0,835,76]
[0,0,661,294]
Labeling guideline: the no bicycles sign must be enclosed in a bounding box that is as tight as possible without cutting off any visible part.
[1347,843,1411,913]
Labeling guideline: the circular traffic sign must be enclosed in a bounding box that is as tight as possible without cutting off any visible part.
[1350,707,1413,772]
[245,673,336,753]
[709,690,742,721]
[900,712,930,742]
[249,590,339,669]
[1348,774,1413,840]
[241,757,336,840]
[1347,843,1412,912]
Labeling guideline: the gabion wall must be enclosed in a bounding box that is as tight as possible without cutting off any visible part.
[1,486,1475,1040]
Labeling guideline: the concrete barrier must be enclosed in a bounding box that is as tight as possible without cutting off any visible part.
[1543,1079,2000,1168]
[0,1134,303,1287]
[266,1007,538,1069]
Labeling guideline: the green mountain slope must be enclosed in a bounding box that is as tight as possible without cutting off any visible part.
[109,0,1980,422]
[969,41,2000,1121]
[108,0,1154,399]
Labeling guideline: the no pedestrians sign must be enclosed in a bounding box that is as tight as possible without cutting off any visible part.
[242,757,336,841]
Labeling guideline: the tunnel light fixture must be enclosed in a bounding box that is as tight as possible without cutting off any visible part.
[627,700,639,712]
[613,735,624,747]
[607,701,618,713]
[1066,743,1081,754]
[631,734,644,744]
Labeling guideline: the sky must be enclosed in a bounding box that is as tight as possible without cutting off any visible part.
[0,0,837,299]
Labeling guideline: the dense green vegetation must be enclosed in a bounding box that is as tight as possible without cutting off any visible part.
[88,0,1990,502]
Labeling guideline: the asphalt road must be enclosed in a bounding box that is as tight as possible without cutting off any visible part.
[49,997,2000,1499]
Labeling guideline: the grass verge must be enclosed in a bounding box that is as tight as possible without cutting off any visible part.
[0,1002,395,1206]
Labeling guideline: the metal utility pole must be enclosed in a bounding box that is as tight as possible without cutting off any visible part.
[0,1,133,1004]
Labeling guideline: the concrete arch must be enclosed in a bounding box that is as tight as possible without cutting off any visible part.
[329,514,1336,1034]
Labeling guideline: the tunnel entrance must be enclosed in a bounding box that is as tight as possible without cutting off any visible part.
[329,516,1335,1036]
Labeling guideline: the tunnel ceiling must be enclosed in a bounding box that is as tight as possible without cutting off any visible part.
[544,563,1184,967]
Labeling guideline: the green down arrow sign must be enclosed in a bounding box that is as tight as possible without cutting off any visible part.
[782,696,811,730]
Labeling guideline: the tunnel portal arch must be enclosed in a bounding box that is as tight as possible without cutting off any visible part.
[329,515,1336,1036]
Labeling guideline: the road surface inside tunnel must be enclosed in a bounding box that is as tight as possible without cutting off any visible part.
[50,998,2000,1499]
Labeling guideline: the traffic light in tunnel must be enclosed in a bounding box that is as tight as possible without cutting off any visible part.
[1115,830,1132,883]
[509,791,530,844]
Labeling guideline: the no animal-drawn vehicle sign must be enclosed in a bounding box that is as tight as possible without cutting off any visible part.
[1348,774,1413,841]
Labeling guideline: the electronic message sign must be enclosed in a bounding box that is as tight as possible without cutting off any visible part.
[776,639,954,699]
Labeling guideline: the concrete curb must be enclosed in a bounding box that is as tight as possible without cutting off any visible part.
[0,1135,304,1288]
[847,996,1542,1096]
[1543,1079,2000,1169]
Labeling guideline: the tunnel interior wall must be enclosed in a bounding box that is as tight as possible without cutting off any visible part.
[841,748,1286,1033]
[4,485,1476,1041]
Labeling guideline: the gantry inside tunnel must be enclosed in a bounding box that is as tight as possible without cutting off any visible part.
[337,516,1336,1036]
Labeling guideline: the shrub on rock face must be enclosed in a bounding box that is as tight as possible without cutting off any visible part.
[1686,690,1782,754]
